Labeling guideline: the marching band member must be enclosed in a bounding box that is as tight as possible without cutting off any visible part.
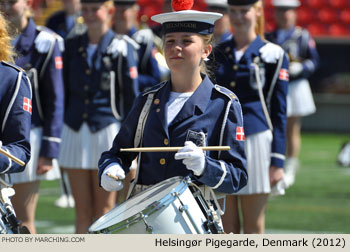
[1,0,64,234]
[0,11,31,175]
[98,0,247,212]
[46,0,83,39]
[46,0,82,210]
[213,0,289,233]
[266,0,319,188]
[205,0,232,45]
[113,0,161,91]
[58,0,139,233]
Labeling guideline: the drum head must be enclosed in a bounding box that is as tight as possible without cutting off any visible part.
[89,176,186,232]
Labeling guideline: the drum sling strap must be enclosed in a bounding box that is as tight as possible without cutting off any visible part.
[126,92,155,199]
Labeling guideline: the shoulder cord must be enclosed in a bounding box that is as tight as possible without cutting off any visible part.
[126,92,155,199]
[253,52,284,131]
[110,53,124,121]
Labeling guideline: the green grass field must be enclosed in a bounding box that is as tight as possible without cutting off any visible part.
[34,133,350,234]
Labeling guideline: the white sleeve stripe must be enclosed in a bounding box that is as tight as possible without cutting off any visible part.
[2,72,23,133]
[0,147,13,174]
[271,153,285,160]
[211,161,227,190]
[42,136,61,143]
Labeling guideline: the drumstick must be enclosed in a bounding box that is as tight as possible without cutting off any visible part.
[120,146,230,152]
[0,147,25,166]
[106,173,124,181]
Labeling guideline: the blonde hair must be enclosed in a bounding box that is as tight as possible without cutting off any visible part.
[254,0,265,39]
[200,34,214,76]
[0,12,14,63]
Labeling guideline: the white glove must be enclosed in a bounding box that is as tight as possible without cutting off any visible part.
[259,43,283,64]
[106,38,128,58]
[101,163,125,192]
[289,62,303,77]
[175,141,205,176]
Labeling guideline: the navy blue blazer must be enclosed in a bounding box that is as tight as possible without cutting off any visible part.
[98,76,247,194]
[14,18,64,159]
[46,10,79,39]
[0,62,32,174]
[63,25,139,132]
[128,27,161,92]
[213,35,289,168]
[266,26,319,81]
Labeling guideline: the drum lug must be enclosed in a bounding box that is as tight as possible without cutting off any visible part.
[179,205,188,213]
[140,213,153,233]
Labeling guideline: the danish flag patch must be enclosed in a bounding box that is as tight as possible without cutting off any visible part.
[55,56,63,69]
[279,68,289,81]
[129,66,138,79]
[23,97,32,114]
[236,126,245,141]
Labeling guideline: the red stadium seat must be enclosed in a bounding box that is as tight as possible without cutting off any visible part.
[340,9,350,24]
[307,23,327,36]
[329,0,347,8]
[329,24,348,36]
[306,0,325,8]
[318,8,338,24]
[297,7,314,25]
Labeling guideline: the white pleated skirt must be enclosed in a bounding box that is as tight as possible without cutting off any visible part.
[10,127,61,184]
[58,122,120,170]
[287,78,316,117]
[236,130,273,195]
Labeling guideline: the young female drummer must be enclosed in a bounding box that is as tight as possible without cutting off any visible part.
[0,11,31,174]
[213,0,289,233]
[98,0,247,201]
[1,0,64,234]
[59,0,139,233]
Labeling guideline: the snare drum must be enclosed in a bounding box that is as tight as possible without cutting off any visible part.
[89,176,220,234]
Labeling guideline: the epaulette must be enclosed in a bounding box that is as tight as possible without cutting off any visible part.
[132,29,154,45]
[35,26,61,53]
[66,22,87,40]
[259,41,284,64]
[119,34,140,50]
[214,84,238,101]
[1,61,25,73]
[142,81,168,96]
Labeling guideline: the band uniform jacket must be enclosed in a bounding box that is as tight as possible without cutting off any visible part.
[63,25,139,133]
[14,18,64,159]
[0,62,32,174]
[266,26,319,81]
[213,35,289,168]
[46,10,82,39]
[128,27,161,92]
[98,76,248,194]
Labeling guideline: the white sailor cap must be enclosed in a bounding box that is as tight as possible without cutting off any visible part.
[272,0,301,8]
[151,0,222,35]
[205,0,228,9]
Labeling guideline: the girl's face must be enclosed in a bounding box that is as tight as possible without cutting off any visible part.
[228,4,259,32]
[275,8,297,29]
[81,3,111,28]
[164,32,211,74]
[2,0,29,26]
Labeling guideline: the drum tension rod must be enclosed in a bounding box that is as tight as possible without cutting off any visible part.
[139,213,153,233]
[172,192,202,234]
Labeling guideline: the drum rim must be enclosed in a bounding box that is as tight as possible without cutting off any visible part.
[88,176,191,233]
